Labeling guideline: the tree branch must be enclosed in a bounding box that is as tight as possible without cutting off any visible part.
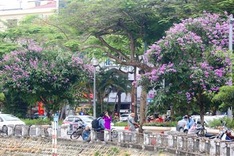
[95,35,130,61]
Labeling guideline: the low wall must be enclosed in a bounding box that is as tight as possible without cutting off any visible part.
[1,125,233,156]
[103,129,234,156]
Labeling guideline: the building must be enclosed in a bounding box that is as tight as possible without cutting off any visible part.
[0,0,57,30]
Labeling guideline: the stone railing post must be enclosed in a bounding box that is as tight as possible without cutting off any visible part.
[230,142,234,155]
[167,134,173,148]
[117,131,123,145]
[22,126,28,137]
[35,125,41,137]
[187,137,194,153]
[104,130,110,142]
[132,132,136,142]
[220,141,227,156]
[47,126,52,137]
[177,136,183,150]
[7,125,14,136]
[199,138,205,153]
[156,134,162,146]
[90,129,96,142]
[209,139,216,155]
[143,133,149,145]
[60,125,69,139]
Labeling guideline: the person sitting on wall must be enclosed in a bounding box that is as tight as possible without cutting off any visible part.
[155,115,163,123]
[82,126,91,142]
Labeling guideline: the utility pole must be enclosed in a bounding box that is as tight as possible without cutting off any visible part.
[229,15,234,119]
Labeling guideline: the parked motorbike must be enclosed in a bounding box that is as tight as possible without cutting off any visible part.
[216,120,234,141]
[111,128,118,138]
[187,122,216,138]
[70,123,86,139]
[165,115,171,122]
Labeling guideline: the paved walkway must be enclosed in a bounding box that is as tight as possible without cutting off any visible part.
[0,137,175,156]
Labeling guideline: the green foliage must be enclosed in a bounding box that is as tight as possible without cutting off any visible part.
[110,147,119,154]
[94,152,101,156]
[0,42,18,58]
[114,122,128,127]
[0,15,75,55]
[57,0,234,122]
[114,121,176,127]
[208,117,234,129]
[3,92,28,118]
[143,121,177,127]
[0,93,5,102]
[0,41,92,114]
[97,68,131,113]
[144,13,231,126]
[22,118,51,125]
[212,86,234,111]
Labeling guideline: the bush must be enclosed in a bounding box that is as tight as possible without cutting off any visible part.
[143,121,177,127]
[114,121,177,127]
[114,121,128,127]
[22,118,52,125]
[209,117,234,129]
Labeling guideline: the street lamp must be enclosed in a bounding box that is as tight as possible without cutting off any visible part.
[228,15,234,119]
[92,58,99,118]
[229,15,234,83]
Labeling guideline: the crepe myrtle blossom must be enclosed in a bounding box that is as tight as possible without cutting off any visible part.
[143,13,232,102]
[0,43,92,93]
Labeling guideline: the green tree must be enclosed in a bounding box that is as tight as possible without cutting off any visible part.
[56,0,234,131]
[212,86,234,111]
[0,40,92,117]
[143,13,231,128]
[97,68,131,114]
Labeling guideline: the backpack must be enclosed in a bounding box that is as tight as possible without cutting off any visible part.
[91,118,101,129]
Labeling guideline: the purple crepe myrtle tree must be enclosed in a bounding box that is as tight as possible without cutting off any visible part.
[0,40,93,117]
[142,12,233,128]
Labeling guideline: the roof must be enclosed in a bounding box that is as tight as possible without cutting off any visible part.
[31,1,56,9]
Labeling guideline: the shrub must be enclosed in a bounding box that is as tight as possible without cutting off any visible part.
[209,117,234,129]
[143,121,177,127]
[22,118,51,125]
[114,121,177,127]
[114,121,128,127]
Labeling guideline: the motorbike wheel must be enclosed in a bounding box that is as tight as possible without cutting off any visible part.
[111,129,118,138]
[70,131,81,139]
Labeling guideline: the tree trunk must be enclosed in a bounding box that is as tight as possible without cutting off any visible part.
[139,88,147,133]
[117,91,121,114]
[59,105,66,120]
[198,91,205,135]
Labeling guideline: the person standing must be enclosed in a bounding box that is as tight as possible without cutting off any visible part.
[79,109,84,115]
[187,115,194,130]
[103,111,112,130]
[128,113,138,131]
[93,113,105,141]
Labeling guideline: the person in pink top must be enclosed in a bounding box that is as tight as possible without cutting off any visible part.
[103,111,112,130]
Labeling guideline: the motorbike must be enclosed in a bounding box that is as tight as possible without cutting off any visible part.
[111,128,118,138]
[69,123,86,139]
[165,115,171,122]
[216,120,234,141]
[186,122,216,138]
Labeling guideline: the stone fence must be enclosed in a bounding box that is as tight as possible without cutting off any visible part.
[1,125,234,156]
